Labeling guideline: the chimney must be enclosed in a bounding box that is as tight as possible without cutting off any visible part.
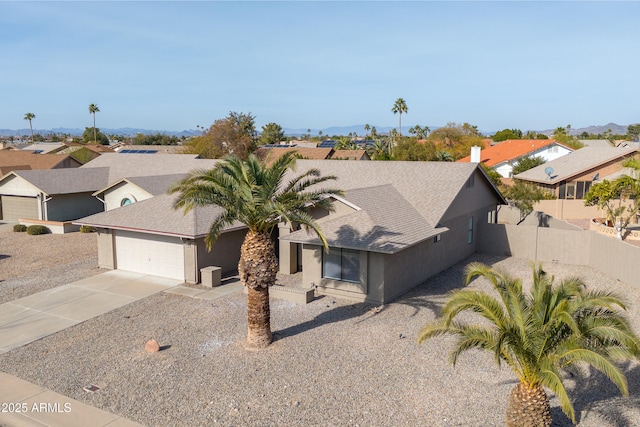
[470,146,481,163]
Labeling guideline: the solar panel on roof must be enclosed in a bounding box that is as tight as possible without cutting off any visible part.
[318,140,336,148]
[119,149,158,154]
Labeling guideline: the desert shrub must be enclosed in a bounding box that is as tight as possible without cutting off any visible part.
[79,225,96,233]
[26,225,49,235]
[13,224,27,232]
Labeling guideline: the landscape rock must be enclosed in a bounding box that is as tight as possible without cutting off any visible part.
[145,339,160,353]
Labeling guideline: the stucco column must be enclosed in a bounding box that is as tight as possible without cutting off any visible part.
[278,223,297,274]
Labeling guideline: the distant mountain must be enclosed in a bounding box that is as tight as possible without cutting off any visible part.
[538,123,629,137]
[0,122,633,138]
[0,127,199,137]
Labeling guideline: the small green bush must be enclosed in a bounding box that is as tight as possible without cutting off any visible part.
[79,225,96,233]
[13,224,27,232]
[26,225,49,235]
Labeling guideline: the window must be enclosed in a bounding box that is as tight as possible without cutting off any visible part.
[121,198,133,206]
[487,209,497,224]
[323,248,360,283]
[468,216,474,245]
[565,183,575,199]
[433,234,441,243]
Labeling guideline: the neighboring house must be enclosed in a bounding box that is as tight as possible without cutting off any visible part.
[93,173,187,211]
[253,147,334,166]
[56,143,115,164]
[0,168,108,221]
[18,142,66,154]
[514,146,638,220]
[279,160,507,304]
[0,151,82,175]
[0,154,217,222]
[114,145,185,154]
[458,139,573,178]
[330,150,370,160]
[74,194,247,283]
[253,146,370,165]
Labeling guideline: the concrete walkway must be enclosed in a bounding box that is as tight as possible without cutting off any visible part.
[0,270,181,354]
[0,372,144,426]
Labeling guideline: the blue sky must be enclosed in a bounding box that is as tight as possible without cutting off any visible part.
[2,1,639,133]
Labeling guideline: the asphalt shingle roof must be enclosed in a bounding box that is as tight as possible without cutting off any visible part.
[514,146,638,184]
[8,168,110,195]
[75,193,244,238]
[93,174,188,197]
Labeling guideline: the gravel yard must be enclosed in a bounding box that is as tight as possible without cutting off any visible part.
[1,229,639,426]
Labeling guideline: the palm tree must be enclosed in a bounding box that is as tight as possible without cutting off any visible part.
[364,123,371,138]
[435,150,454,162]
[418,262,640,427]
[23,112,35,143]
[88,103,100,144]
[366,139,388,160]
[391,98,408,137]
[170,152,343,349]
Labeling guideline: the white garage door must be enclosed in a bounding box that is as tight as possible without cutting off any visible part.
[1,195,39,221]
[115,230,185,280]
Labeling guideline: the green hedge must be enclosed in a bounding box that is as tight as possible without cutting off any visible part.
[79,225,96,233]
[26,225,50,235]
[13,224,27,232]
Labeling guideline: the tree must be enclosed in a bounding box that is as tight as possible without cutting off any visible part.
[553,126,583,150]
[82,127,109,145]
[585,176,640,239]
[366,139,389,160]
[394,138,436,161]
[391,98,408,137]
[511,156,545,175]
[435,150,454,162]
[503,180,553,224]
[23,112,35,143]
[364,123,370,138]
[334,136,359,150]
[493,128,523,142]
[429,122,486,160]
[409,125,429,140]
[259,122,285,145]
[88,104,100,144]
[370,126,377,138]
[182,111,257,159]
[419,262,640,427]
[627,123,640,141]
[170,153,342,348]
[133,133,180,145]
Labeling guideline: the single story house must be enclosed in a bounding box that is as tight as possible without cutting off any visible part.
[253,146,370,166]
[72,160,506,304]
[0,150,82,175]
[0,153,217,222]
[74,194,247,283]
[514,146,638,220]
[279,160,507,304]
[0,168,108,221]
[458,139,573,178]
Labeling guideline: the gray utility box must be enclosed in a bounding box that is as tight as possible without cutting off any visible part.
[201,266,222,287]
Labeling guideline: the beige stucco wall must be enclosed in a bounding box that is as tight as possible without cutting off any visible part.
[96,229,115,269]
[196,228,247,279]
[103,182,154,211]
[0,175,40,197]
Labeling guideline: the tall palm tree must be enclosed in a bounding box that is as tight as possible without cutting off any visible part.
[170,152,343,349]
[23,112,36,143]
[391,98,408,137]
[419,262,640,427]
[364,123,371,138]
[88,103,100,144]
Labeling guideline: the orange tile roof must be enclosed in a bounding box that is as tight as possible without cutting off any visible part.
[457,139,562,166]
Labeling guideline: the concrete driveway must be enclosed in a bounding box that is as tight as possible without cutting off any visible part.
[0,270,180,354]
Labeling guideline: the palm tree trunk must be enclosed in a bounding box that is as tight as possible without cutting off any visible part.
[239,230,278,348]
[93,114,97,144]
[505,382,551,427]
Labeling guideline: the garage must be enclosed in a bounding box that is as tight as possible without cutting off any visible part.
[0,195,39,221]
[114,230,185,280]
